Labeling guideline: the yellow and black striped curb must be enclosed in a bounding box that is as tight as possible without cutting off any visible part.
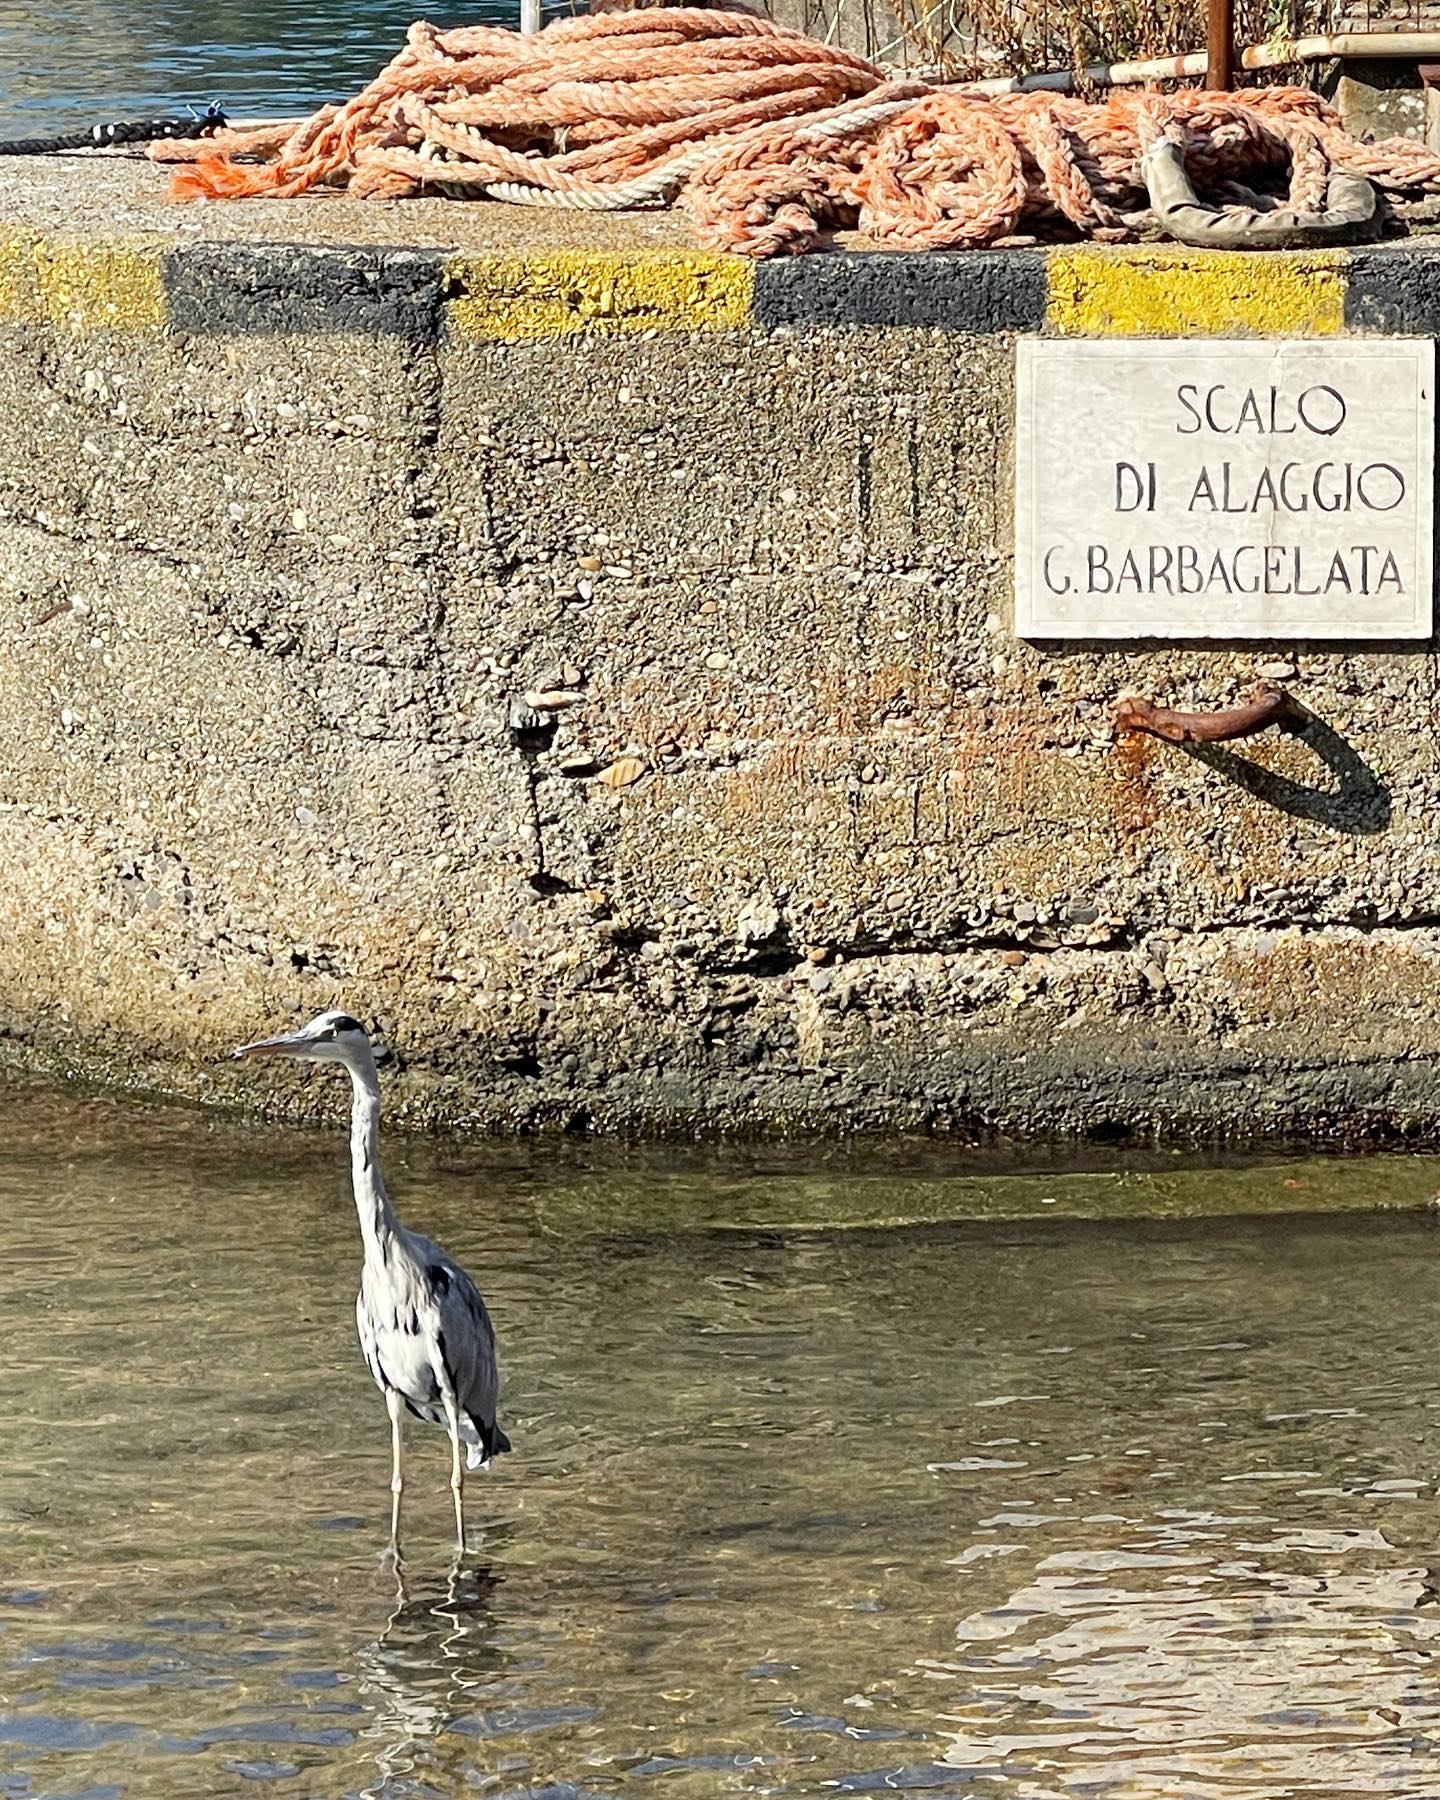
[0,233,1436,339]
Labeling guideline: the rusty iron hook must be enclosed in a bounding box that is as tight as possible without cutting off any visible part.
[1114,683,1297,746]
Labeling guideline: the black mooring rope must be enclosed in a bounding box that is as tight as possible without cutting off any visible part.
[0,105,227,156]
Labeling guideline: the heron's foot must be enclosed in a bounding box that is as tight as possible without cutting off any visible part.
[379,1543,409,1607]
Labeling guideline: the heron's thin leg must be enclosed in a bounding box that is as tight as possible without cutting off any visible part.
[385,1387,405,1556]
[441,1391,466,1554]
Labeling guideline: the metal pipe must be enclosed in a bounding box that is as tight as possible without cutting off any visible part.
[960,31,1440,96]
[1206,0,1234,90]
[520,0,543,33]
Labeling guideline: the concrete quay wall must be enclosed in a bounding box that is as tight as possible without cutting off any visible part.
[4,163,1440,1139]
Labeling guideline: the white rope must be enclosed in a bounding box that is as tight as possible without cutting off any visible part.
[420,84,929,211]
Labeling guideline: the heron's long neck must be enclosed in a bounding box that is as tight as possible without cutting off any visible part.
[346,1059,399,1257]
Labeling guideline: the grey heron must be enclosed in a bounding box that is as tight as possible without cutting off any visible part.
[234,1010,509,1555]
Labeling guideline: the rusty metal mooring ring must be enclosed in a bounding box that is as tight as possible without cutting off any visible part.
[1114,683,1296,745]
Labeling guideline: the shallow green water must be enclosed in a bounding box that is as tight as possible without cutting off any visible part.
[5,1089,1440,1798]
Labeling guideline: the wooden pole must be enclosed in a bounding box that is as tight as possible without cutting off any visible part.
[1205,0,1234,88]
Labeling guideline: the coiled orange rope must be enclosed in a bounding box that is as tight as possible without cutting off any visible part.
[157,9,1440,257]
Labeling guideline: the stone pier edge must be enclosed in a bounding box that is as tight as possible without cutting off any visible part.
[2,232,1439,338]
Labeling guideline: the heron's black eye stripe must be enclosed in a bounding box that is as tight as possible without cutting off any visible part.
[428,1264,451,1297]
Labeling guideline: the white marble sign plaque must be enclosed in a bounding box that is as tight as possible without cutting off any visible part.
[1015,338,1434,639]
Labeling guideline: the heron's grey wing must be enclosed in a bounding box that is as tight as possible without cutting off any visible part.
[437,1265,499,1427]
[416,1244,503,1452]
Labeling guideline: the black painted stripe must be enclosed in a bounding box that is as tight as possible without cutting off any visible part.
[162,244,447,341]
[1343,247,1440,336]
[754,249,1047,332]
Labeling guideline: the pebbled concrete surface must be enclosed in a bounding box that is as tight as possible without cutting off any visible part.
[0,152,705,252]
[0,160,1439,1140]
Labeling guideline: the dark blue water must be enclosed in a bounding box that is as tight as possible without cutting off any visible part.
[0,0,549,138]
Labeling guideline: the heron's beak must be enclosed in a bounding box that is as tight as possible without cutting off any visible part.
[232,1031,308,1061]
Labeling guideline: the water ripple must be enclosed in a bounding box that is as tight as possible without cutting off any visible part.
[5,1088,1440,1797]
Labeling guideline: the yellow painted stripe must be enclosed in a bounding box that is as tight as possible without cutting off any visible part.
[0,235,164,330]
[1047,247,1345,339]
[37,243,165,330]
[446,249,753,339]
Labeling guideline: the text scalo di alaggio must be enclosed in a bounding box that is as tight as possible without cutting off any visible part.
[1040,380,1408,600]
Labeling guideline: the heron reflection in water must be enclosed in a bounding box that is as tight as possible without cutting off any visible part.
[356,1559,505,1800]
[234,1010,511,1557]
